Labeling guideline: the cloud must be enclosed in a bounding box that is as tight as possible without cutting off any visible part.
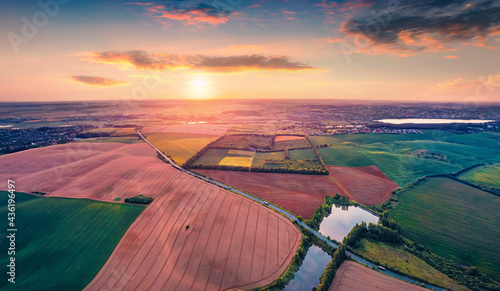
[79,51,322,72]
[338,0,500,57]
[69,75,129,86]
[129,1,240,26]
[431,73,500,92]
[443,55,458,59]
[247,4,260,9]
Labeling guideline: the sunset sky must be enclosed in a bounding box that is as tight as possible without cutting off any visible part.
[1,0,499,102]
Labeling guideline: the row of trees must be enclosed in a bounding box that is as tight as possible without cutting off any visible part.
[124,194,153,204]
[344,221,400,249]
[304,135,329,171]
[262,159,329,175]
[307,195,336,230]
[314,243,347,291]
[406,242,499,291]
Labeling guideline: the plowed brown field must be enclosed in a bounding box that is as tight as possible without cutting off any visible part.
[142,124,232,136]
[0,142,178,201]
[195,166,397,219]
[329,261,426,291]
[85,172,301,291]
[194,170,346,219]
[328,166,398,206]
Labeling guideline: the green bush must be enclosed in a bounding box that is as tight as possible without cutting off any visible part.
[124,194,153,205]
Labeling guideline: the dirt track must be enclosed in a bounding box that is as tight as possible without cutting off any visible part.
[85,172,301,291]
[329,261,426,291]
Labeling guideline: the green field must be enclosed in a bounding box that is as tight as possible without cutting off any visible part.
[311,131,500,186]
[218,149,254,167]
[311,131,500,148]
[0,192,144,291]
[251,151,286,168]
[289,148,317,160]
[192,148,229,166]
[144,132,218,165]
[356,239,469,291]
[458,163,500,190]
[389,178,500,280]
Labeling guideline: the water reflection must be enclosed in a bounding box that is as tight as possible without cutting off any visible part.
[283,245,331,291]
[319,204,379,242]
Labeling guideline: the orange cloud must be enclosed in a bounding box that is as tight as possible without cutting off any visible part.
[248,4,260,9]
[69,75,129,86]
[444,55,458,59]
[431,74,500,92]
[78,51,323,73]
[131,2,238,27]
[337,0,500,57]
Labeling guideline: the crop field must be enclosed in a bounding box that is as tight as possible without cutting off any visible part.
[458,162,500,190]
[194,169,346,219]
[0,192,144,291]
[0,142,179,201]
[252,151,286,168]
[191,148,229,166]
[317,145,459,186]
[274,135,306,142]
[143,132,218,165]
[85,172,301,291]
[355,239,468,291]
[311,130,500,148]
[212,134,274,151]
[328,166,398,205]
[289,148,317,160]
[389,177,500,280]
[142,124,233,136]
[218,149,255,167]
[312,132,500,186]
[329,261,426,291]
[273,136,311,151]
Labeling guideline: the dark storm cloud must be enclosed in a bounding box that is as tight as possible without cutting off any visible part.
[341,0,500,53]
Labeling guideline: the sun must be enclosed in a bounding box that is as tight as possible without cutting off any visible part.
[191,78,208,87]
[187,76,214,99]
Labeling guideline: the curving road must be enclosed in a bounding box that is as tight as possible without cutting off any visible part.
[137,131,447,291]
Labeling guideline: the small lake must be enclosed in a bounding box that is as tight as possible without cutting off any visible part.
[376,118,494,124]
[319,204,379,242]
[283,245,331,291]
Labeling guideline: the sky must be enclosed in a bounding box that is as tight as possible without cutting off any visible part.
[1,0,499,102]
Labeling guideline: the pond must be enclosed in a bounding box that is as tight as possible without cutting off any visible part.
[375,118,494,124]
[319,204,379,242]
[283,245,332,291]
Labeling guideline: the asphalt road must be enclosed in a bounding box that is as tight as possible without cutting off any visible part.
[138,131,447,291]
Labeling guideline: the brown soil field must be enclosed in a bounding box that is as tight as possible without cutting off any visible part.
[328,166,398,205]
[195,170,346,219]
[274,135,306,142]
[85,172,301,291]
[142,124,233,136]
[0,142,179,201]
[329,261,426,291]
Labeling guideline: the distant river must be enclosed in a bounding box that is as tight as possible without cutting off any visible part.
[376,119,495,124]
